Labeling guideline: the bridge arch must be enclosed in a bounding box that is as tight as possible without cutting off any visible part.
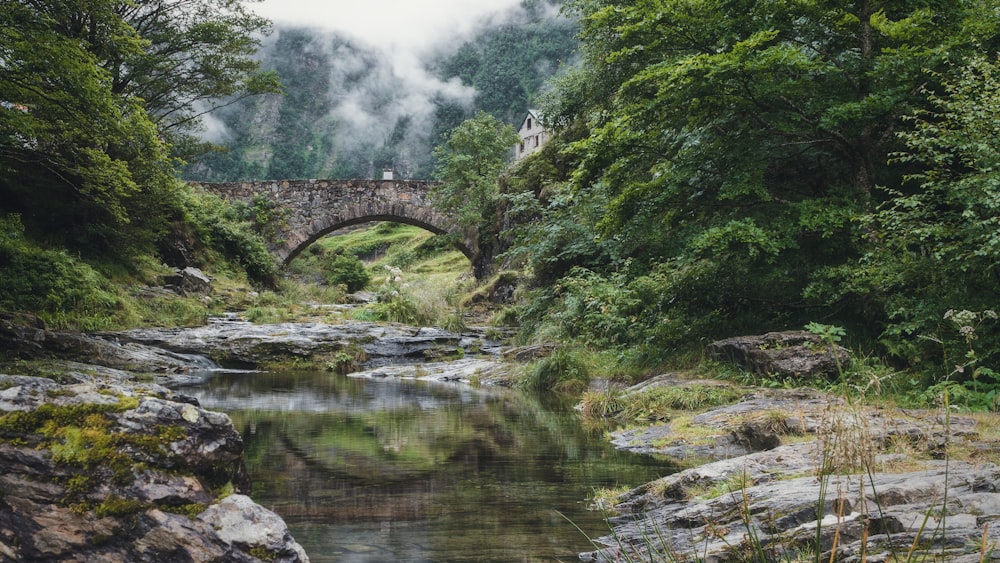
[280,207,474,266]
[193,179,477,269]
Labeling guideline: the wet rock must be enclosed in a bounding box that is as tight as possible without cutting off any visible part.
[588,383,999,563]
[200,495,310,562]
[582,458,1000,563]
[502,344,555,363]
[0,322,217,373]
[344,291,376,304]
[112,321,497,368]
[0,374,307,562]
[164,266,212,296]
[2,317,504,377]
[348,357,515,385]
[706,331,850,378]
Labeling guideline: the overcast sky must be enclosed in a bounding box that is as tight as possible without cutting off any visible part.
[252,0,526,52]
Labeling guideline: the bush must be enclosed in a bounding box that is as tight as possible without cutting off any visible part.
[0,214,134,329]
[519,348,591,393]
[324,253,371,292]
[181,190,277,285]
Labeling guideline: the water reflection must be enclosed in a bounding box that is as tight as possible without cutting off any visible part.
[188,370,670,562]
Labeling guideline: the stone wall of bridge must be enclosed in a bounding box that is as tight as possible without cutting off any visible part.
[192,179,476,267]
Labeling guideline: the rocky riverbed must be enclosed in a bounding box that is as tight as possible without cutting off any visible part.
[0,315,510,561]
[581,376,1000,562]
[0,372,308,562]
[2,316,999,562]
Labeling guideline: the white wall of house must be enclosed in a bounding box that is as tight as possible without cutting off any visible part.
[514,109,546,160]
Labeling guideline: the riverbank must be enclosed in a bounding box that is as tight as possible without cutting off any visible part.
[579,375,1000,562]
[0,316,315,561]
[3,317,999,562]
[0,372,308,562]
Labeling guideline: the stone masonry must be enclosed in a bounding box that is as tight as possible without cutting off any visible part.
[192,179,476,266]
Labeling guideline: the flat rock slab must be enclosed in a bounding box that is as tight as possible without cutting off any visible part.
[584,456,1000,563]
[590,377,997,562]
[112,321,499,368]
[347,357,515,385]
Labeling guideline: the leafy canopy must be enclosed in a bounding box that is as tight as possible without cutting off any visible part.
[432,111,519,229]
[1,0,279,259]
[509,0,1000,367]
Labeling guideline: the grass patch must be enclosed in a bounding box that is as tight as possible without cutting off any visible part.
[514,346,630,393]
[589,485,632,514]
[581,384,745,424]
[648,415,721,449]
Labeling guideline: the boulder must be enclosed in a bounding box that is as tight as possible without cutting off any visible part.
[706,331,850,378]
[165,266,212,296]
[200,495,310,562]
[0,375,307,562]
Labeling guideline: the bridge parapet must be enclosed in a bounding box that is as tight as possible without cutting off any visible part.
[192,179,477,268]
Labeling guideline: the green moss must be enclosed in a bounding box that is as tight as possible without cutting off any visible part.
[94,495,147,517]
[157,424,186,443]
[160,502,209,519]
[64,474,94,495]
[0,399,136,439]
[248,546,278,562]
[45,388,76,398]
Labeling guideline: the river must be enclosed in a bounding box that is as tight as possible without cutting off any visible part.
[186,368,671,562]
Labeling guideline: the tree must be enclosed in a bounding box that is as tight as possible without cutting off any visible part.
[1,0,279,257]
[515,0,999,360]
[432,111,518,277]
[1,0,173,255]
[872,56,1000,370]
[432,111,519,228]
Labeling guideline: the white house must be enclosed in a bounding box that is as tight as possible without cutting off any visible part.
[514,109,547,160]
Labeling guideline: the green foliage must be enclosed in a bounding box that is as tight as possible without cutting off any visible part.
[110,0,280,139]
[365,267,431,326]
[0,215,138,330]
[1,0,278,260]
[432,111,520,229]
[326,347,368,375]
[507,0,1000,376]
[182,190,277,284]
[581,384,745,423]
[913,309,1000,411]
[519,348,591,393]
[868,56,1000,372]
[323,253,372,293]
[0,1,179,258]
[229,194,291,242]
[804,323,847,345]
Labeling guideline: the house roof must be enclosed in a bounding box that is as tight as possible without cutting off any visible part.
[517,109,543,133]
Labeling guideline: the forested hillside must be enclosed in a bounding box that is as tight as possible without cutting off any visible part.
[500,0,1000,401]
[184,0,577,181]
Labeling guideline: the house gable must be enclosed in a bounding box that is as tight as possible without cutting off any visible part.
[514,109,547,160]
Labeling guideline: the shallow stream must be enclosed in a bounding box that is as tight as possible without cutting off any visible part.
[188,368,670,562]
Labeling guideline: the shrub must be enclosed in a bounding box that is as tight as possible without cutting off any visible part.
[0,214,135,329]
[324,253,371,292]
[519,348,591,393]
[182,190,277,285]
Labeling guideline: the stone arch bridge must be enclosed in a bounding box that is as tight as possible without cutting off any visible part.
[193,179,481,273]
